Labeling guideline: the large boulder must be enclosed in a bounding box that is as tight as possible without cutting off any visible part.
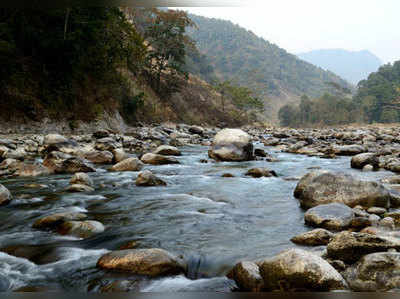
[304,203,355,231]
[294,170,392,209]
[135,170,166,187]
[259,248,347,291]
[227,261,263,292]
[344,252,400,291]
[326,231,400,264]
[84,151,113,164]
[153,145,181,156]
[140,153,179,165]
[33,212,87,230]
[291,228,334,246]
[43,151,95,174]
[351,153,379,170]
[245,168,277,178]
[96,248,186,277]
[43,134,69,145]
[70,172,93,187]
[0,184,12,206]
[208,129,253,162]
[332,144,365,156]
[110,157,143,172]
[58,220,105,238]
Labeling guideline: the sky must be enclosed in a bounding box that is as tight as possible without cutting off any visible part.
[176,0,400,64]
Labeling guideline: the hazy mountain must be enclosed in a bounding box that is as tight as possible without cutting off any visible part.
[187,14,352,100]
[297,49,383,85]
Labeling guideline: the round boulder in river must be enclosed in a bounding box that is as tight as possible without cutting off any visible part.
[351,153,379,170]
[304,203,355,231]
[135,170,166,187]
[140,153,180,165]
[227,261,263,292]
[110,157,143,172]
[97,248,186,277]
[208,129,253,162]
[294,170,392,209]
[259,248,347,291]
[290,228,334,246]
[0,184,12,206]
[153,145,181,156]
[344,252,400,291]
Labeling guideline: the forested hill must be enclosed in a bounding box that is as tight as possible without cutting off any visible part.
[298,49,383,85]
[186,14,353,101]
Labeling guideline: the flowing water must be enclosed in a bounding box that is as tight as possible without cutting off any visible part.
[0,142,393,292]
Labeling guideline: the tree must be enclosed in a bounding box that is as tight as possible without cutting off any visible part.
[278,104,298,127]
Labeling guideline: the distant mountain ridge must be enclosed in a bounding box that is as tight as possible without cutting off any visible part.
[297,49,383,85]
[186,14,353,120]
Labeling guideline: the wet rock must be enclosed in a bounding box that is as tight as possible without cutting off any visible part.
[110,157,143,172]
[344,252,400,291]
[58,220,104,238]
[43,152,95,174]
[259,248,347,291]
[221,173,235,178]
[290,228,334,246]
[332,144,365,156]
[84,151,113,164]
[112,149,130,163]
[304,203,354,231]
[245,168,277,178]
[369,214,381,226]
[254,148,267,157]
[66,184,94,193]
[367,207,387,215]
[327,231,400,264]
[384,211,400,224]
[96,248,186,277]
[135,170,167,187]
[14,162,51,177]
[189,125,204,136]
[33,212,87,230]
[294,170,392,209]
[350,217,372,230]
[208,129,253,162]
[0,184,12,206]
[351,153,379,170]
[140,153,179,165]
[153,145,181,156]
[70,172,93,187]
[43,133,69,145]
[95,137,120,152]
[93,130,110,139]
[227,261,263,292]
[380,217,395,230]
[360,226,378,235]
[263,137,280,146]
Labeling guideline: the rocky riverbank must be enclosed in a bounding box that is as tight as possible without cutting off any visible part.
[2,124,400,292]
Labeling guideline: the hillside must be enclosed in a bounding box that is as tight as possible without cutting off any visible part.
[186,14,353,119]
[298,49,383,85]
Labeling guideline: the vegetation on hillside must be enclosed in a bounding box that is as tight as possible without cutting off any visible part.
[278,61,400,127]
[186,14,353,100]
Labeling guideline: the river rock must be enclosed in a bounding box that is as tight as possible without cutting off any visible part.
[96,248,186,277]
[367,207,387,215]
[208,129,253,162]
[0,184,12,206]
[382,176,400,185]
[227,261,263,292]
[332,144,365,156]
[95,137,120,152]
[153,145,181,156]
[384,211,400,224]
[259,248,347,291]
[33,212,87,229]
[140,153,179,165]
[189,125,204,135]
[351,153,379,170]
[326,231,400,263]
[112,149,129,163]
[304,203,354,230]
[110,157,143,172]
[379,217,395,230]
[66,184,94,192]
[344,252,400,291]
[254,148,267,157]
[294,170,392,209]
[58,220,104,238]
[13,162,51,177]
[135,170,166,187]
[290,228,334,246]
[70,172,93,187]
[93,130,110,139]
[43,152,95,174]
[84,151,113,164]
[245,168,277,178]
[43,133,69,145]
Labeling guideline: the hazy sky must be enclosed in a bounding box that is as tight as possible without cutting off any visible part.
[178,0,399,64]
